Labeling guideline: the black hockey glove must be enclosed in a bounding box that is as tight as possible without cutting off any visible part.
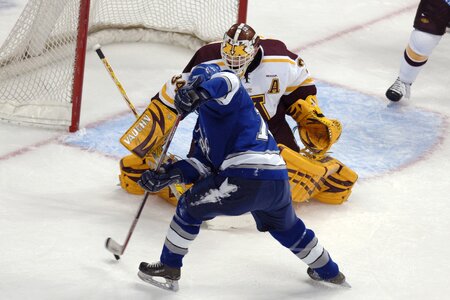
[138,166,183,193]
[174,76,211,118]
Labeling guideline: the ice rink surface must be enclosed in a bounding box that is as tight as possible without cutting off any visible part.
[1,0,449,299]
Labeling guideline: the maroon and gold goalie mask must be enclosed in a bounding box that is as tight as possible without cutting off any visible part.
[221,23,260,77]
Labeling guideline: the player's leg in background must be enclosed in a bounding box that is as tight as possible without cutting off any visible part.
[386,0,449,101]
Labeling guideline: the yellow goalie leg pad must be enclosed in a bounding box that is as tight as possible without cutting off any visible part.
[119,154,148,195]
[120,99,177,158]
[279,144,340,203]
[119,153,189,206]
[312,161,358,205]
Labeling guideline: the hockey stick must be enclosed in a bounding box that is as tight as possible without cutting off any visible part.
[94,44,183,199]
[93,44,184,259]
[94,44,139,118]
[105,115,182,260]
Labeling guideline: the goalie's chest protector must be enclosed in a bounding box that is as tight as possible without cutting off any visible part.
[241,55,304,120]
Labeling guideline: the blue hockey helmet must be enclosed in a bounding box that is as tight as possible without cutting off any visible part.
[188,63,221,84]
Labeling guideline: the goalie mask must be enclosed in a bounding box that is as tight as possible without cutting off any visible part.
[221,23,260,77]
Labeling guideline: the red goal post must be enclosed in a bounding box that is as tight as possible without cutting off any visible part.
[0,0,248,132]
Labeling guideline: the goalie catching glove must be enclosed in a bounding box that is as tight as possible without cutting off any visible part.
[287,95,342,157]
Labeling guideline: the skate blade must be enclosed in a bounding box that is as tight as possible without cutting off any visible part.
[138,271,179,292]
[313,278,352,288]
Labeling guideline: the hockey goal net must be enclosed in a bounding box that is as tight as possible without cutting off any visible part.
[0,0,247,132]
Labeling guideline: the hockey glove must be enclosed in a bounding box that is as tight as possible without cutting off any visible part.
[174,76,211,118]
[287,95,342,158]
[138,166,183,193]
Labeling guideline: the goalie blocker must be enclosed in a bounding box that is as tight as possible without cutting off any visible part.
[120,99,177,158]
[119,99,188,205]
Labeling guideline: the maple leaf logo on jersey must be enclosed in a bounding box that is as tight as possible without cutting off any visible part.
[198,136,210,158]
[222,42,248,57]
[196,128,210,159]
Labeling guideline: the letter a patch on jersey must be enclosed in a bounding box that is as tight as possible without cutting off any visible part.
[268,78,280,94]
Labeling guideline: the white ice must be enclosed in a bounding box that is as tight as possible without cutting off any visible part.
[1,0,450,299]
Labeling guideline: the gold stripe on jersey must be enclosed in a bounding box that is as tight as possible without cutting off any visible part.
[261,58,296,65]
[406,45,428,62]
[286,78,315,93]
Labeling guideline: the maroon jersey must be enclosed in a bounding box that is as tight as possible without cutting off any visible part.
[414,0,450,35]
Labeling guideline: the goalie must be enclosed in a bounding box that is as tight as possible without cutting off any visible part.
[119,23,357,205]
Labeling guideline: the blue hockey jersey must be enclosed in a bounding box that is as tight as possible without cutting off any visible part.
[172,71,288,183]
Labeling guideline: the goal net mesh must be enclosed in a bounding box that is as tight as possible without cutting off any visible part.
[0,0,241,129]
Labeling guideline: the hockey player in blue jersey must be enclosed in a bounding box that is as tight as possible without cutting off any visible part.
[137,63,347,291]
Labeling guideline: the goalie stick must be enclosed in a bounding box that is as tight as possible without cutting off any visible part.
[105,115,182,260]
[94,44,139,118]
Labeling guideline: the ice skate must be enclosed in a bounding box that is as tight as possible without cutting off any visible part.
[385,77,411,102]
[138,261,180,291]
[307,267,350,287]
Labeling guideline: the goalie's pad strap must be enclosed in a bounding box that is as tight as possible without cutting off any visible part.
[120,99,177,158]
[279,144,339,203]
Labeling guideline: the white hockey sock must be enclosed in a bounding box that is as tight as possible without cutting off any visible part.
[399,29,442,84]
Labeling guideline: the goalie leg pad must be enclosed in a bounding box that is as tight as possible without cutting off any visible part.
[119,154,149,195]
[119,153,188,206]
[313,162,358,205]
[279,144,340,203]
